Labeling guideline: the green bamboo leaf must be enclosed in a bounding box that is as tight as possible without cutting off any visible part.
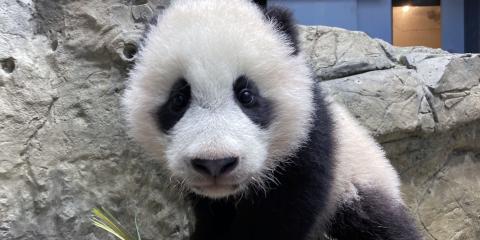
[90,207,140,240]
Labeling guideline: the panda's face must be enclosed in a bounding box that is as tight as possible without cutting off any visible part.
[122,0,314,198]
[155,74,271,198]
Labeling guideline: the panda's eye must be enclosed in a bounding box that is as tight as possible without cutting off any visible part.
[170,93,189,111]
[237,89,256,106]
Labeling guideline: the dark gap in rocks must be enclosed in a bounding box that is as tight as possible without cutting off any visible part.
[133,0,148,5]
[51,39,59,51]
[1,57,16,73]
[123,43,138,60]
[316,65,395,82]
[399,56,417,70]
[423,86,439,124]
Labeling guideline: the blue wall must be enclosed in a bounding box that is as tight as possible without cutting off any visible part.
[271,0,472,53]
[270,0,358,29]
[270,0,392,43]
[464,0,479,53]
[357,0,392,43]
[442,0,465,53]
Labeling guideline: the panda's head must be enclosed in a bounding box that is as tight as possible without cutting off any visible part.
[123,0,314,199]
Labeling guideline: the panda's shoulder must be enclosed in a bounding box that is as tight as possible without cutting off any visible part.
[325,101,402,203]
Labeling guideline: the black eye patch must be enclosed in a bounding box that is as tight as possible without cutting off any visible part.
[155,79,191,133]
[233,75,273,128]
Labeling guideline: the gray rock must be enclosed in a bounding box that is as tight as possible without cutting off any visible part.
[320,68,426,141]
[1,1,190,240]
[132,4,154,23]
[311,28,480,240]
[1,1,479,240]
[299,26,395,81]
[383,121,480,240]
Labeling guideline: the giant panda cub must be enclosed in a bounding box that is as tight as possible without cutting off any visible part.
[122,0,422,239]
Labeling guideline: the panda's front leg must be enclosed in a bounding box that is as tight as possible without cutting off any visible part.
[190,196,236,240]
[190,195,324,240]
[190,180,330,240]
[326,187,422,240]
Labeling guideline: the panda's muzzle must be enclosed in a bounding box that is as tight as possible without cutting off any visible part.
[191,157,239,177]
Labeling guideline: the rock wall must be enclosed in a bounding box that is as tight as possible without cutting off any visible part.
[300,26,480,240]
[0,1,478,240]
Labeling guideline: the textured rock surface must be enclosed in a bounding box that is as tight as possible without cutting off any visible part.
[301,26,480,240]
[300,26,395,81]
[1,1,190,240]
[0,2,479,240]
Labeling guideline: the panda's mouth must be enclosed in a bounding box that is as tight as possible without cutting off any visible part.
[193,183,240,191]
[190,180,247,198]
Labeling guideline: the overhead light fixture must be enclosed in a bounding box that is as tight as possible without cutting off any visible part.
[402,0,412,13]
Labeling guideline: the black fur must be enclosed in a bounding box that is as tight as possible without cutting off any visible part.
[264,7,300,55]
[155,79,191,133]
[327,187,422,240]
[252,0,267,8]
[190,86,336,240]
[233,76,273,129]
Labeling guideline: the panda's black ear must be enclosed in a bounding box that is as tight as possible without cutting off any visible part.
[264,6,300,55]
[252,0,267,8]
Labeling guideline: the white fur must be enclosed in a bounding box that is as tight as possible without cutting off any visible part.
[122,0,314,198]
[123,0,403,202]
[328,101,402,205]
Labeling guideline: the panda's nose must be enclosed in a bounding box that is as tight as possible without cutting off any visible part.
[191,157,239,177]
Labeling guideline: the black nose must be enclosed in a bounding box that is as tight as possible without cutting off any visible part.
[191,157,239,177]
